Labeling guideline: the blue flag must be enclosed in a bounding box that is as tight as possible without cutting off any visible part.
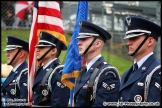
[61,1,88,107]
[61,1,88,90]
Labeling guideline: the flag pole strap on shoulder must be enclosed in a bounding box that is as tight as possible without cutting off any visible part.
[16,68,28,89]
[48,65,64,92]
[84,62,104,107]
[93,64,119,101]
[144,65,161,102]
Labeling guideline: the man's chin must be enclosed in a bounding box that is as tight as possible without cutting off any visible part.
[128,52,134,56]
[36,57,40,60]
[7,62,11,65]
[79,52,83,56]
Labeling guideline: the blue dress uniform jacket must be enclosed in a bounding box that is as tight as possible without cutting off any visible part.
[32,58,70,107]
[1,61,28,106]
[74,56,120,107]
[119,54,161,104]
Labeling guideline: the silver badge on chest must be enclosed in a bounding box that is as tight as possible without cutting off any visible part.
[42,89,48,96]
[134,95,142,102]
[10,89,16,95]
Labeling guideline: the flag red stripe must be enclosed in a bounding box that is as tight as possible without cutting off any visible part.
[38,7,62,19]
[37,23,64,34]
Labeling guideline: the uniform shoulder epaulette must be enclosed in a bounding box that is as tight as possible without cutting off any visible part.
[48,65,64,92]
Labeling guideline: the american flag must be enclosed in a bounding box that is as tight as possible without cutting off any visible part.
[28,1,66,105]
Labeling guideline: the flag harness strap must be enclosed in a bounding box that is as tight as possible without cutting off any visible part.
[16,68,28,89]
[48,65,64,92]
[144,65,161,102]
[38,62,60,105]
[84,62,104,107]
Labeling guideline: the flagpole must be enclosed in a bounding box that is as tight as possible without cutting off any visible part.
[70,88,74,107]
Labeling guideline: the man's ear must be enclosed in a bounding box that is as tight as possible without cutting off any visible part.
[51,47,57,55]
[148,37,155,47]
[96,40,102,46]
[19,50,25,58]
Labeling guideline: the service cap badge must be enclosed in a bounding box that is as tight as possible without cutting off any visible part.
[126,17,131,26]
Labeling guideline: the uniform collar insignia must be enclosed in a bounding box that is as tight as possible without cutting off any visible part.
[142,66,146,70]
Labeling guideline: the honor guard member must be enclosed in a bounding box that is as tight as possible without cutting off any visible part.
[74,21,120,107]
[119,16,161,105]
[32,31,70,107]
[2,36,29,106]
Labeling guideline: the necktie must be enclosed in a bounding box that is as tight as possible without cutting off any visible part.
[133,63,138,73]
[129,63,138,78]
[126,63,138,82]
